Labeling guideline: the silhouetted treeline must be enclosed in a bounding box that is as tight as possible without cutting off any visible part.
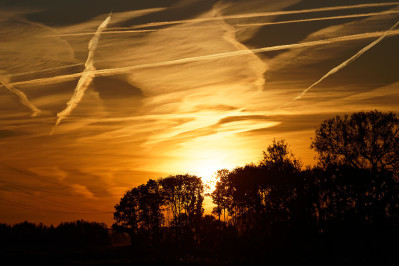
[0,220,110,249]
[112,110,399,263]
[1,110,398,264]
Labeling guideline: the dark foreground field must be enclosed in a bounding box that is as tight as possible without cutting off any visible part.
[3,238,399,266]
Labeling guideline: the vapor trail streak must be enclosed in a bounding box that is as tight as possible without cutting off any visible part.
[293,19,399,101]
[6,29,399,88]
[16,10,398,79]
[10,63,84,78]
[92,29,399,75]
[48,26,221,37]
[237,10,399,27]
[51,15,111,134]
[50,10,399,37]
[49,29,155,37]
[127,2,399,29]
[0,74,40,116]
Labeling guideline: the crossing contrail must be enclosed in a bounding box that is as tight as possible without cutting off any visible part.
[6,29,399,88]
[0,73,40,116]
[293,19,399,101]
[51,14,111,134]
[127,2,399,29]
[74,29,399,76]
[49,9,399,37]
[8,5,399,78]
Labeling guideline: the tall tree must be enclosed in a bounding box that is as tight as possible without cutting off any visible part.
[159,174,204,226]
[311,110,399,173]
[211,140,304,231]
[311,111,399,228]
[113,179,164,238]
[211,169,233,222]
[113,187,140,234]
[260,139,302,173]
[137,179,164,235]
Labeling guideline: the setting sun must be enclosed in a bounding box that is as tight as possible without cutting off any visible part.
[195,164,220,194]
[172,149,238,193]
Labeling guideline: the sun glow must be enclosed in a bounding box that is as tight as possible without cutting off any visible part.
[197,165,220,194]
[188,156,234,194]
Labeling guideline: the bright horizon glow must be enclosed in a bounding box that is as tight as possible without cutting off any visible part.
[191,158,235,194]
[159,148,239,194]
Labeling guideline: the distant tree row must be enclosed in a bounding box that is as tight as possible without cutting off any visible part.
[0,220,110,248]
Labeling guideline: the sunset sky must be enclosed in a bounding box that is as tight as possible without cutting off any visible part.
[1,0,398,226]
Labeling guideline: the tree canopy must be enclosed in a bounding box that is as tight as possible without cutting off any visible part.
[311,110,399,173]
[113,174,204,243]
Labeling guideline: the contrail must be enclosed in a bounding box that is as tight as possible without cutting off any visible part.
[6,29,399,88]
[51,14,111,134]
[47,25,222,37]
[48,10,399,37]
[48,29,155,37]
[5,5,399,79]
[90,29,399,76]
[10,62,84,78]
[237,10,399,27]
[127,2,399,29]
[0,72,40,116]
[10,9,397,81]
[293,19,399,101]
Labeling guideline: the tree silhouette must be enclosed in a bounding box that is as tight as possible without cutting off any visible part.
[311,110,399,230]
[113,179,164,240]
[159,174,204,243]
[55,220,110,247]
[211,169,233,222]
[137,179,164,237]
[311,110,399,174]
[108,111,399,263]
[211,140,304,232]
[113,186,140,234]
[260,139,302,172]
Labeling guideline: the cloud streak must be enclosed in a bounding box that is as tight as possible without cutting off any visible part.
[51,15,111,134]
[5,29,399,88]
[127,2,399,29]
[48,10,399,37]
[293,19,399,101]
[0,72,40,116]
[9,9,398,80]
[236,10,399,27]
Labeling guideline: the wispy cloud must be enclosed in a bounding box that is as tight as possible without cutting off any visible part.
[0,72,40,116]
[70,184,95,199]
[293,19,399,101]
[7,28,399,89]
[127,2,399,29]
[51,15,111,134]
[50,9,399,37]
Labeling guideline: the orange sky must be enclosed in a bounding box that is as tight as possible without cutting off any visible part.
[1,0,399,226]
